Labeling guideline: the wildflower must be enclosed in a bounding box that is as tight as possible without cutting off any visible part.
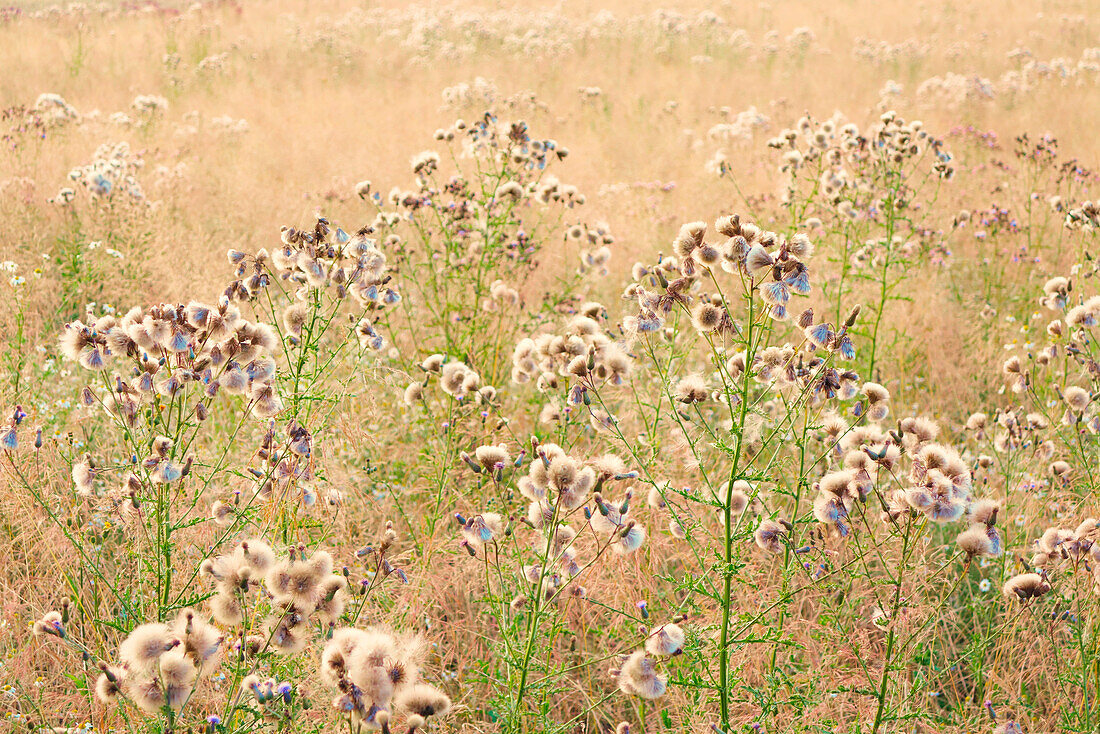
[94,665,125,703]
[211,593,243,627]
[674,374,709,404]
[0,426,16,451]
[612,521,647,554]
[745,243,773,273]
[1002,355,1026,393]
[129,678,169,713]
[719,480,752,513]
[673,221,706,259]
[956,523,1002,559]
[210,500,234,526]
[249,384,283,419]
[967,499,1000,526]
[118,623,178,671]
[172,608,222,663]
[404,382,424,406]
[1003,572,1050,602]
[813,490,851,536]
[1063,385,1090,412]
[754,519,786,554]
[644,622,686,656]
[72,460,95,496]
[282,302,308,336]
[32,611,64,638]
[266,552,329,611]
[804,320,834,349]
[460,513,504,545]
[236,538,277,573]
[473,444,511,472]
[395,683,452,719]
[861,382,890,422]
[691,302,723,333]
[590,492,631,534]
[494,181,523,200]
[613,650,667,699]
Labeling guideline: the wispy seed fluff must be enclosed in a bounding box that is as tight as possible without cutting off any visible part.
[714,479,752,513]
[118,622,178,671]
[673,221,707,260]
[861,382,890,422]
[1063,385,1090,413]
[612,650,667,699]
[94,665,125,703]
[460,512,504,546]
[282,301,308,336]
[1003,572,1051,602]
[395,683,453,719]
[320,625,430,725]
[494,180,524,200]
[754,518,787,554]
[955,522,1002,560]
[644,622,686,656]
[473,443,511,472]
[691,302,724,333]
[612,520,647,554]
[673,374,710,404]
[404,382,424,406]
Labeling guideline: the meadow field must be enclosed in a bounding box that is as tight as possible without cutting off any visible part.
[1,1,1100,732]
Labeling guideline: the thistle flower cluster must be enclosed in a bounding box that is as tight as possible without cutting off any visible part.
[1039,274,1100,333]
[321,625,451,732]
[406,353,494,405]
[363,113,583,278]
[50,141,148,205]
[59,299,283,424]
[955,499,1004,560]
[34,92,79,124]
[804,413,996,544]
[510,313,631,399]
[94,609,222,713]
[200,540,347,651]
[130,94,168,117]
[457,440,644,606]
[1028,518,1100,591]
[1003,572,1052,603]
[31,602,67,639]
[886,432,976,523]
[455,113,571,180]
[990,275,1100,440]
[519,443,605,515]
[223,419,337,514]
[609,618,686,701]
[1063,199,1099,231]
[768,111,953,214]
[31,532,421,725]
[625,214,826,337]
[227,216,399,351]
[575,222,616,277]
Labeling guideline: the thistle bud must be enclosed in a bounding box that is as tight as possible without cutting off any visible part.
[844,304,861,329]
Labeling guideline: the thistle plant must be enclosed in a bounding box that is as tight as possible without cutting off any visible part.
[358,112,604,385]
[765,112,955,377]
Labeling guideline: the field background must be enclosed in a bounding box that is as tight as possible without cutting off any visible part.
[2,1,1100,732]
[3,0,1099,405]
